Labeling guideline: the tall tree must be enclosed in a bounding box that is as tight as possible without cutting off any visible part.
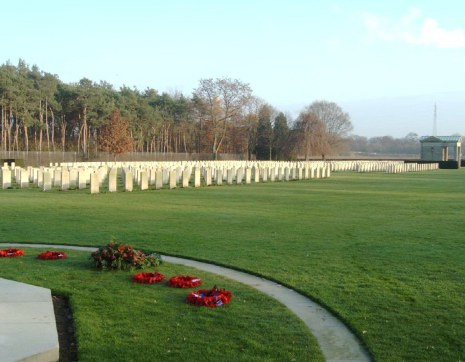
[273,112,290,160]
[255,104,274,160]
[306,100,353,154]
[294,110,328,160]
[99,109,133,160]
[193,78,252,159]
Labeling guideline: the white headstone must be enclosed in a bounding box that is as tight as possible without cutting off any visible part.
[140,171,148,190]
[194,168,201,187]
[169,170,177,189]
[108,169,117,192]
[61,170,70,191]
[43,172,52,191]
[125,171,133,192]
[90,172,99,194]
[1,168,11,189]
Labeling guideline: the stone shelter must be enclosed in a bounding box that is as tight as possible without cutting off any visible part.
[420,136,462,162]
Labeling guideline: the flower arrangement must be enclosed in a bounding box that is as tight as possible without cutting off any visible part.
[168,275,202,288]
[186,286,232,307]
[0,248,25,257]
[38,251,68,260]
[132,272,165,284]
[91,241,162,271]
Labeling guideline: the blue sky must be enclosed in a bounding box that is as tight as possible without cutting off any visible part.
[2,0,464,137]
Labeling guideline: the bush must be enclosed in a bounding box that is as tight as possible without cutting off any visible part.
[91,241,162,271]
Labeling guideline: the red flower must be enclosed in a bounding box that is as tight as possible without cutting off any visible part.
[186,287,232,307]
[168,275,203,288]
[37,251,68,260]
[132,272,165,284]
[0,248,25,257]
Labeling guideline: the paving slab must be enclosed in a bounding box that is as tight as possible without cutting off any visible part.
[0,278,59,362]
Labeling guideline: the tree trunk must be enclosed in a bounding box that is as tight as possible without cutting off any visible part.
[61,117,66,152]
[50,107,56,152]
[23,125,29,152]
[82,106,88,157]
[39,100,43,152]
[45,99,50,151]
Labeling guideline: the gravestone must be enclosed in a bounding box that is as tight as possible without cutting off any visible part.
[182,169,190,188]
[227,168,234,185]
[245,168,251,184]
[20,169,29,189]
[169,170,177,189]
[53,169,62,187]
[204,168,212,186]
[69,169,78,189]
[90,172,99,194]
[155,169,163,190]
[43,172,52,191]
[194,168,201,187]
[78,171,87,189]
[125,171,133,192]
[1,168,11,189]
[61,170,70,191]
[108,169,117,192]
[216,169,223,186]
[140,171,148,190]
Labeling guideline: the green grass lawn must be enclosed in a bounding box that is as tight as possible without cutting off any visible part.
[1,169,465,361]
[0,248,320,362]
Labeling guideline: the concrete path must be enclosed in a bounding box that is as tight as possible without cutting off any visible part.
[1,243,371,362]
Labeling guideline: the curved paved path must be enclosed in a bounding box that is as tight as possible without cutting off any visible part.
[1,243,371,362]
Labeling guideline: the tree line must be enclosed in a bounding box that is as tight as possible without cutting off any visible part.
[0,59,353,160]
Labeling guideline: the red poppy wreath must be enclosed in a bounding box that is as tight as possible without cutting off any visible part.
[132,272,165,284]
[186,286,233,307]
[0,248,25,257]
[37,251,68,260]
[168,275,202,288]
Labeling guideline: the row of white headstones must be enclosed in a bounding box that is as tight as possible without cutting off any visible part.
[0,160,439,192]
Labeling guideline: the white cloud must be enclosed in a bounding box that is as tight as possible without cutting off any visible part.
[363,8,465,49]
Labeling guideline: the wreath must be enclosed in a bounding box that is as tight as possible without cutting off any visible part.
[132,272,165,284]
[186,286,233,307]
[168,275,202,288]
[37,251,68,260]
[0,248,25,257]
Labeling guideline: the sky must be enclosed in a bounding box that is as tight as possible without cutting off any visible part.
[1,0,464,137]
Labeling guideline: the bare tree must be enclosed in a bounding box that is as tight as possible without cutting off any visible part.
[193,78,252,159]
[294,110,330,160]
[306,100,352,154]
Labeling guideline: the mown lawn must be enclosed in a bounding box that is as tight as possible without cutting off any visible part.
[1,169,465,361]
[0,248,319,362]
